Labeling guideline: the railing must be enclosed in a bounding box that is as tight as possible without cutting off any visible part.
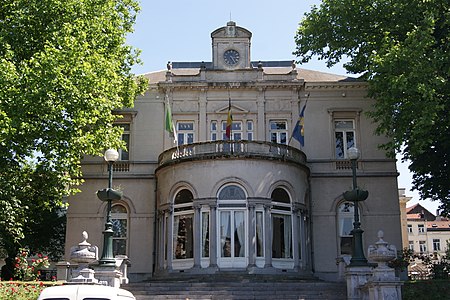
[158,140,307,167]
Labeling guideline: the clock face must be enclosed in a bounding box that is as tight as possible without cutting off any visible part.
[223,49,240,66]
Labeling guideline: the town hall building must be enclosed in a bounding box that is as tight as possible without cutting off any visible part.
[65,21,403,282]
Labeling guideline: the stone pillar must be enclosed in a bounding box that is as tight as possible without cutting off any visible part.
[199,89,207,141]
[264,204,272,268]
[292,208,300,270]
[247,203,256,268]
[157,210,165,271]
[193,203,202,269]
[346,266,373,300]
[166,205,174,271]
[256,88,265,141]
[209,203,218,270]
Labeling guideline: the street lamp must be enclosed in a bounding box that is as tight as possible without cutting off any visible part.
[343,147,369,267]
[97,149,122,265]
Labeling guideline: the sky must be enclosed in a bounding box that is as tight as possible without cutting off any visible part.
[126,0,440,214]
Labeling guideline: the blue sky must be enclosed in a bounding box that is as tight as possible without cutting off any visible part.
[126,0,439,213]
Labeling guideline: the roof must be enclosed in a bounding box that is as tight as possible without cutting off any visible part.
[406,203,436,221]
[141,67,357,84]
[140,60,359,84]
[38,284,135,300]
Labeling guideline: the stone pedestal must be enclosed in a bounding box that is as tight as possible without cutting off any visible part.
[93,265,123,288]
[361,230,403,300]
[345,266,373,300]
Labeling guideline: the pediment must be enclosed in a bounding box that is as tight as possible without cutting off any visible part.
[215,104,249,114]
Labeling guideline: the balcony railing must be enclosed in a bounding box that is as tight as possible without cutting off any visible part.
[158,140,307,168]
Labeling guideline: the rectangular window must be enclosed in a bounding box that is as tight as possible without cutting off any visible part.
[222,121,242,141]
[407,224,413,233]
[418,224,425,233]
[408,241,414,251]
[433,239,441,252]
[173,214,194,259]
[247,121,254,141]
[211,121,218,141]
[115,124,130,160]
[272,214,292,259]
[419,241,427,253]
[270,121,288,145]
[177,122,195,146]
[335,120,355,159]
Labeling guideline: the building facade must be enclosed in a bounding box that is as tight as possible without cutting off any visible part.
[65,22,402,282]
[405,203,450,258]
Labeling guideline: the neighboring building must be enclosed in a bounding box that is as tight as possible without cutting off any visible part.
[406,203,450,258]
[65,21,402,282]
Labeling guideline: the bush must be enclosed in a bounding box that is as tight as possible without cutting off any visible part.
[402,280,450,300]
[0,281,46,300]
[14,248,49,281]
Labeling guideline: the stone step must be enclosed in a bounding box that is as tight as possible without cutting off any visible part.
[123,276,347,300]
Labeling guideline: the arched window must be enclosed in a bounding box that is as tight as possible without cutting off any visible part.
[173,189,194,260]
[337,202,354,255]
[271,188,292,259]
[111,204,128,256]
[218,185,246,200]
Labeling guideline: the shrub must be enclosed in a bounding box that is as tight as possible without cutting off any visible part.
[13,248,49,281]
[0,281,45,300]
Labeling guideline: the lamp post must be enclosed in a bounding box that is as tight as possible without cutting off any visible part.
[343,147,369,267]
[97,149,122,265]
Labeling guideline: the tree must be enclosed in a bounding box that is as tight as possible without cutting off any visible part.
[0,0,147,256]
[294,0,450,214]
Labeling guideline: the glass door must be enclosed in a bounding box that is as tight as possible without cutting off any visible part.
[218,210,247,268]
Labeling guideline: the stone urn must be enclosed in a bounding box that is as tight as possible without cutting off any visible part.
[69,231,99,283]
[367,230,397,280]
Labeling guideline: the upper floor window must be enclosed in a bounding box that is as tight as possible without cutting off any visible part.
[408,241,414,251]
[111,204,128,256]
[247,121,254,141]
[419,241,427,253]
[177,122,194,145]
[407,224,413,233]
[115,124,130,160]
[418,224,425,233]
[221,121,242,141]
[211,121,218,141]
[335,120,355,159]
[433,239,441,252]
[270,121,288,145]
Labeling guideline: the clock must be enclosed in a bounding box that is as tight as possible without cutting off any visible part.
[223,49,240,66]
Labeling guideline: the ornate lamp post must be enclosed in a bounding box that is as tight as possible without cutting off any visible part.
[97,149,122,265]
[343,147,369,267]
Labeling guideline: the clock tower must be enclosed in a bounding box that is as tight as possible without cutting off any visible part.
[211,21,252,70]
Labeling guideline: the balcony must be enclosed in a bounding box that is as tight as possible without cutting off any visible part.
[158,140,307,168]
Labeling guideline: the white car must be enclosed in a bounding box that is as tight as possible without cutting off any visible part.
[37,284,136,300]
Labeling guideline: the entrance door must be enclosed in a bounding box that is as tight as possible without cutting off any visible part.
[218,210,247,268]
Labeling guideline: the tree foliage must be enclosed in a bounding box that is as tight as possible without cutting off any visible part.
[294,0,450,214]
[0,0,147,251]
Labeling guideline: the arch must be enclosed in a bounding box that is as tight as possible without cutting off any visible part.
[271,187,291,204]
[218,184,247,200]
[211,177,253,199]
[174,189,194,205]
[97,196,135,215]
[168,181,197,205]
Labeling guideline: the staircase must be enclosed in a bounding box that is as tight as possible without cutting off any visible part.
[123,274,347,300]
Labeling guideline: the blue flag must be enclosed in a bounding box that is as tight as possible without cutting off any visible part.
[292,103,306,146]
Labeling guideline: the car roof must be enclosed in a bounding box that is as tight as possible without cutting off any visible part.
[38,284,135,300]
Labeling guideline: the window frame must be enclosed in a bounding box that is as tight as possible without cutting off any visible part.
[177,121,195,146]
[269,120,288,145]
[111,203,129,257]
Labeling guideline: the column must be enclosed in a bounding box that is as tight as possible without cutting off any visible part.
[247,203,256,268]
[166,205,174,271]
[209,203,218,269]
[264,204,272,268]
[193,203,202,269]
[199,89,207,141]
[256,88,265,140]
[157,210,165,271]
[292,208,300,270]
